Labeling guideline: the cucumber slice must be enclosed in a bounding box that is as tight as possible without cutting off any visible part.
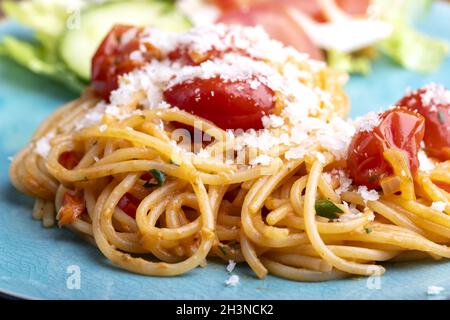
[59,0,191,81]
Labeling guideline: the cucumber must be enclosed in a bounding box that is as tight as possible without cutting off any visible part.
[59,0,192,81]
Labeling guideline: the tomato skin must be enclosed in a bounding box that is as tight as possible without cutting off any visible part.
[59,192,86,227]
[92,25,151,101]
[117,193,140,218]
[397,85,450,160]
[347,107,425,189]
[434,181,450,193]
[58,151,83,170]
[163,77,275,130]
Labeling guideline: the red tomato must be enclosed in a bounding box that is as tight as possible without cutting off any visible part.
[434,181,450,193]
[92,25,159,101]
[163,77,275,130]
[347,107,425,189]
[218,3,324,60]
[117,193,140,218]
[58,151,83,170]
[59,192,86,227]
[397,84,450,160]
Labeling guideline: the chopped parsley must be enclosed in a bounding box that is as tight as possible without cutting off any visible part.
[143,169,166,188]
[315,199,343,220]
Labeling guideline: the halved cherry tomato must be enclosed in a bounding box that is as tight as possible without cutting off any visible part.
[397,84,450,160]
[92,25,161,101]
[58,192,86,227]
[58,151,83,170]
[347,107,425,189]
[117,193,140,218]
[163,77,275,130]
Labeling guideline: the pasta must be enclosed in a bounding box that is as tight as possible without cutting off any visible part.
[9,24,450,281]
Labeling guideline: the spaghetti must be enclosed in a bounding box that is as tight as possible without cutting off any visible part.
[9,24,450,281]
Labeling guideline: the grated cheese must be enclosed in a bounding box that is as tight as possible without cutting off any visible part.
[225,274,240,287]
[250,155,274,166]
[226,260,236,273]
[262,115,284,128]
[35,132,55,159]
[354,111,380,133]
[420,83,450,107]
[333,170,353,196]
[357,186,380,203]
[431,201,446,212]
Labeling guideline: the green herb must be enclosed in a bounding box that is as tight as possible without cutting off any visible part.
[314,199,343,220]
[437,111,445,124]
[151,169,166,186]
[364,227,373,234]
[218,245,227,256]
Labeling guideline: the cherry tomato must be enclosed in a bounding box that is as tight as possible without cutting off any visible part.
[397,84,450,160]
[163,77,275,130]
[347,107,425,189]
[58,151,83,170]
[92,25,154,101]
[117,193,140,218]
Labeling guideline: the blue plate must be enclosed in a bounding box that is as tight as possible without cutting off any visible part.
[0,3,449,300]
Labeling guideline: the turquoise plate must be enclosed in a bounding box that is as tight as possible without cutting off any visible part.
[0,2,449,300]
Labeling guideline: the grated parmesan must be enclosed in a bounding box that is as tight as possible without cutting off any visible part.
[357,186,379,203]
[354,111,380,133]
[35,132,55,159]
[225,274,240,287]
[226,260,236,273]
[250,155,274,166]
[431,201,446,212]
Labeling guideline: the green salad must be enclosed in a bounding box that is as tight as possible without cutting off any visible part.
[0,0,191,92]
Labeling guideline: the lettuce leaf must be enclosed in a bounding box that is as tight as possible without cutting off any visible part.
[327,50,372,75]
[0,0,87,92]
[374,0,449,73]
[0,37,86,92]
